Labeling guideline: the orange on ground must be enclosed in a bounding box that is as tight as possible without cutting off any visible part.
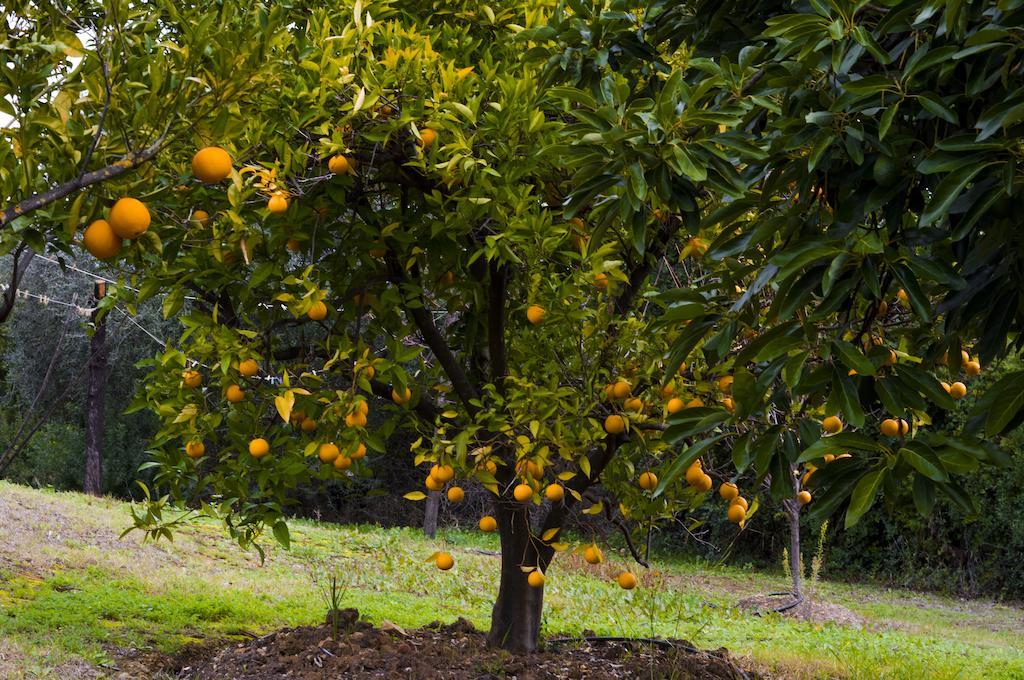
[435,552,454,570]
[617,572,638,590]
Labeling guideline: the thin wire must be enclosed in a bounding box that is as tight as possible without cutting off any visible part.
[33,253,199,300]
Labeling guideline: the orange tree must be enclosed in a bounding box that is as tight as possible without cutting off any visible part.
[111,0,1023,654]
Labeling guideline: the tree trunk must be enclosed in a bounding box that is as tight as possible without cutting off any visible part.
[487,499,544,654]
[785,465,803,597]
[423,489,440,538]
[83,313,108,496]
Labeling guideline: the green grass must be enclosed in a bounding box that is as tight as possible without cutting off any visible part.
[1,480,1022,679]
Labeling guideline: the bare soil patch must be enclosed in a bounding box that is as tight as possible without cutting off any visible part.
[172,610,752,679]
[736,594,865,627]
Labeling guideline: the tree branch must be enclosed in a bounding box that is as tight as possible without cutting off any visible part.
[1,126,170,228]
[0,243,35,323]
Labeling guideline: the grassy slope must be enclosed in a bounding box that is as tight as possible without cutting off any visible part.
[0,480,1022,679]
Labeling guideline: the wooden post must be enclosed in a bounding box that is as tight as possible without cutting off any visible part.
[83,281,108,496]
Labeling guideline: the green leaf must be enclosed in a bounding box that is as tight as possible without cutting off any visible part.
[798,432,884,462]
[653,435,726,498]
[272,520,290,549]
[899,442,948,482]
[845,468,885,528]
[831,340,876,376]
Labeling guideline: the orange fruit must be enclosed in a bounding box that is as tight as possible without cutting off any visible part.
[185,441,205,459]
[727,503,746,523]
[899,419,910,435]
[684,462,704,486]
[513,483,534,502]
[719,482,739,501]
[108,198,151,239]
[731,496,749,511]
[192,209,210,226]
[319,443,340,463]
[897,288,909,305]
[328,154,354,175]
[425,474,445,491]
[225,384,245,403]
[479,516,498,532]
[617,571,638,589]
[239,359,259,377]
[447,486,465,502]
[666,397,685,414]
[822,415,843,434]
[419,128,438,148]
[624,397,644,412]
[286,238,302,252]
[604,415,626,435]
[191,146,232,183]
[880,418,900,437]
[431,464,455,483]
[435,552,454,570]
[941,381,951,394]
[721,397,735,413]
[593,273,609,291]
[545,484,565,502]
[659,382,676,399]
[638,472,658,491]
[345,411,368,428]
[583,545,603,564]
[612,380,632,399]
[307,300,328,321]
[949,381,967,399]
[182,370,202,389]
[526,304,546,324]
[300,417,317,432]
[527,570,545,588]
[248,438,270,458]
[350,443,367,460]
[965,360,981,377]
[267,194,289,214]
[356,400,370,416]
[82,219,122,260]
[718,375,734,393]
[392,386,412,405]
[694,473,713,493]
[333,455,352,470]
[797,490,812,506]
[685,398,705,408]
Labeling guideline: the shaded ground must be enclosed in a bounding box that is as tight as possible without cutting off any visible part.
[180,613,748,680]
[2,481,1024,679]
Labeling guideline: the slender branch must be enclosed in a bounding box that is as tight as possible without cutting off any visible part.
[1,126,170,228]
[603,502,649,568]
[0,243,35,323]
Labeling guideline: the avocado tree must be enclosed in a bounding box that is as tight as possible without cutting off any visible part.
[109,0,1024,656]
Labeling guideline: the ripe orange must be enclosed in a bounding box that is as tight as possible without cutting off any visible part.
[328,154,354,175]
[350,442,367,460]
[191,146,232,183]
[239,359,259,377]
[949,381,967,399]
[617,571,638,589]
[438,270,455,286]
[731,496,749,511]
[425,474,445,491]
[612,380,632,399]
[719,482,739,501]
[248,438,270,458]
[727,503,746,523]
[824,454,836,463]
[319,443,340,463]
[513,483,534,502]
[526,304,546,324]
[392,386,412,405]
[545,484,565,502]
[356,400,370,416]
[225,384,245,403]
[694,473,713,493]
[267,194,289,214]
[659,382,676,399]
[965,360,981,377]
[593,273,609,291]
[718,375,734,393]
[431,464,455,483]
[797,490,812,506]
[880,418,900,437]
[604,414,626,435]
[624,397,644,412]
[435,552,454,570]
[885,349,898,366]
[308,300,328,321]
[638,472,658,491]
[345,411,368,428]
[185,441,205,459]
[583,545,603,564]
[300,417,317,432]
[684,462,704,486]
[940,381,952,394]
[721,397,735,413]
[82,219,121,260]
[419,128,438,148]
[899,419,910,435]
[685,398,705,408]
[527,570,545,588]
[479,516,498,532]
[878,300,889,316]
[108,198,151,239]
[333,455,352,470]
[484,460,498,475]
[193,209,210,226]
[897,288,909,306]
[822,415,843,434]
[666,397,685,414]
[183,370,202,389]
[447,486,465,502]
[286,238,302,252]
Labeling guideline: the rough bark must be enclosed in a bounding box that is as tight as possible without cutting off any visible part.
[786,463,803,597]
[423,490,441,538]
[83,313,109,496]
[487,499,544,654]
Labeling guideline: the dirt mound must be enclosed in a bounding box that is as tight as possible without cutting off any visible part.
[175,611,751,679]
[737,594,865,627]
